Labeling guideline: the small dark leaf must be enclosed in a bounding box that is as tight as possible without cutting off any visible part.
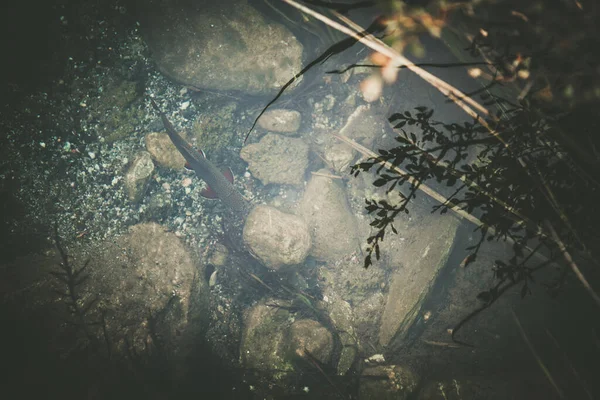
[364,254,372,269]
[373,178,388,187]
[386,180,398,193]
[378,199,391,208]
[373,178,387,187]
[389,113,405,121]
[395,135,410,144]
[375,244,380,260]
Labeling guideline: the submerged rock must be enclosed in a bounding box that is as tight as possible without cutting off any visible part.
[323,141,356,173]
[243,205,311,270]
[240,133,309,186]
[124,151,154,202]
[240,299,293,374]
[359,365,419,400]
[287,319,333,364]
[145,132,186,169]
[378,212,459,347]
[320,296,358,375]
[318,261,387,354]
[89,223,203,354]
[0,224,208,391]
[257,109,302,134]
[40,222,208,370]
[297,169,359,262]
[191,101,237,154]
[240,300,333,376]
[339,105,386,146]
[140,0,303,95]
[322,104,387,173]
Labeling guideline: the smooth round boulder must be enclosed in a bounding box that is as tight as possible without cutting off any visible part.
[243,205,311,270]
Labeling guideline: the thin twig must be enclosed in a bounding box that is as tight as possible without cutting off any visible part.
[282,0,491,121]
[546,329,594,400]
[511,309,565,399]
[421,339,462,348]
[311,171,343,179]
[545,220,600,308]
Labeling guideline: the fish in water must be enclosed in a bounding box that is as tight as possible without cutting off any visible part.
[150,98,251,217]
[183,149,235,199]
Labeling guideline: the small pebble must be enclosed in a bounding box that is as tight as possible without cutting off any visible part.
[182,177,192,187]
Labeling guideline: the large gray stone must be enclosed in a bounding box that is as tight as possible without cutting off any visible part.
[359,365,419,400]
[243,205,311,270]
[297,169,359,262]
[240,133,309,186]
[145,132,186,169]
[240,299,292,373]
[240,299,333,378]
[257,109,302,134]
[141,0,303,95]
[286,319,333,364]
[378,212,459,347]
[322,105,386,173]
